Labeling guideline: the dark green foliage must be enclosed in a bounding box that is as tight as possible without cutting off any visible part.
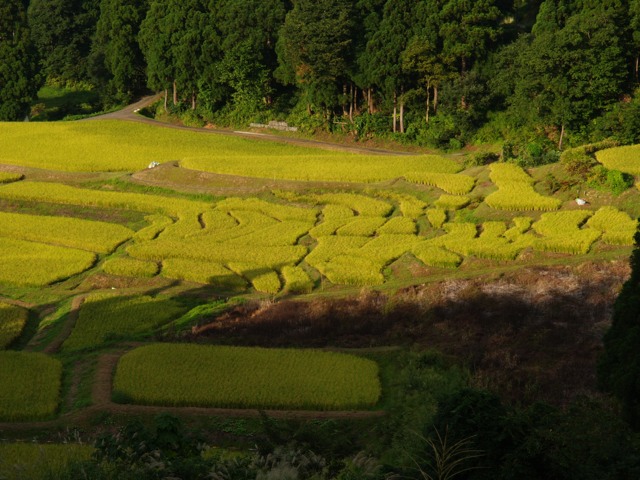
[0,0,39,120]
[277,0,354,113]
[419,388,640,480]
[600,227,640,429]
[588,166,635,195]
[90,0,148,105]
[91,413,210,479]
[28,0,99,83]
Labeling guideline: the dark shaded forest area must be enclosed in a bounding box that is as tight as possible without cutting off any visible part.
[3,0,640,154]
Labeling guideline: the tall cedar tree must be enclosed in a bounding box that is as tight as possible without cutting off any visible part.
[599,225,640,429]
[91,0,148,105]
[0,0,39,120]
[277,0,354,113]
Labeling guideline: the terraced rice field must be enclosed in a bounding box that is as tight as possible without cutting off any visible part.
[0,117,638,426]
[0,352,61,421]
[113,344,381,410]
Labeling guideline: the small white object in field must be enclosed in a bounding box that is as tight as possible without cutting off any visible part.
[575,198,587,205]
[148,161,160,169]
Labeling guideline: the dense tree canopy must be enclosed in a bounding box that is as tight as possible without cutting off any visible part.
[3,0,640,150]
[0,0,39,120]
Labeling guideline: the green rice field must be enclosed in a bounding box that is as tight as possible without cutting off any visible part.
[113,344,381,410]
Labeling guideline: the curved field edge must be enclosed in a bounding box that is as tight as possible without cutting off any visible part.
[0,120,458,181]
[113,344,381,410]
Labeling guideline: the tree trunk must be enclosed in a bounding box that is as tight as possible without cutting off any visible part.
[172,80,177,105]
[163,89,168,112]
[191,91,196,110]
[426,79,431,124]
[368,88,372,114]
[558,123,565,150]
[348,83,352,120]
[393,89,397,133]
[400,99,404,134]
[636,55,639,82]
[434,85,438,114]
[354,86,358,114]
[342,83,348,116]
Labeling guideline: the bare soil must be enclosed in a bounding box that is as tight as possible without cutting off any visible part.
[188,260,630,406]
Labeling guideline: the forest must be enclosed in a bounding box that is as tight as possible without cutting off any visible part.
[2,0,640,155]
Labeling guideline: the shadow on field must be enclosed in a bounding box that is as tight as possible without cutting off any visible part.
[184,261,630,407]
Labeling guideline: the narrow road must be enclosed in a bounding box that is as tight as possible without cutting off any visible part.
[86,95,417,156]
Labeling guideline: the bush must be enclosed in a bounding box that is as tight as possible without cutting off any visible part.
[465,151,500,168]
[560,140,620,177]
[588,166,634,195]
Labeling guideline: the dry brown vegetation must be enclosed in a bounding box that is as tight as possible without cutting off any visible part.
[189,260,629,406]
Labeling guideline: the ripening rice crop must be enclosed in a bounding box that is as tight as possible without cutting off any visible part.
[0,181,210,217]
[504,217,533,241]
[159,211,206,239]
[336,217,388,236]
[197,210,238,234]
[62,293,187,351]
[308,204,356,238]
[412,243,462,268]
[161,258,247,290]
[102,257,158,277]
[128,240,308,269]
[216,197,318,222]
[372,191,427,219]
[133,214,174,242]
[0,211,134,253]
[0,172,23,184]
[224,220,314,246]
[532,211,601,254]
[461,222,531,260]
[596,145,640,175]
[358,235,422,263]
[281,265,314,293]
[183,151,461,182]
[188,210,278,242]
[0,237,96,286]
[113,344,381,410]
[377,216,417,235]
[485,163,561,211]
[0,443,93,480]
[586,206,639,245]
[0,352,61,421]
[434,194,471,210]
[227,263,282,294]
[426,208,447,228]
[315,255,384,286]
[309,193,393,217]
[305,236,371,267]
[404,172,476,195]
[0,302,28,349]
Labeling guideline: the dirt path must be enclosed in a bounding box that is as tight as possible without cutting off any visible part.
[40,295,86,354]
[86,95,416,157]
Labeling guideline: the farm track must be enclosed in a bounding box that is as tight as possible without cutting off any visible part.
[42,295,86,354]
[87,95,417,157]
